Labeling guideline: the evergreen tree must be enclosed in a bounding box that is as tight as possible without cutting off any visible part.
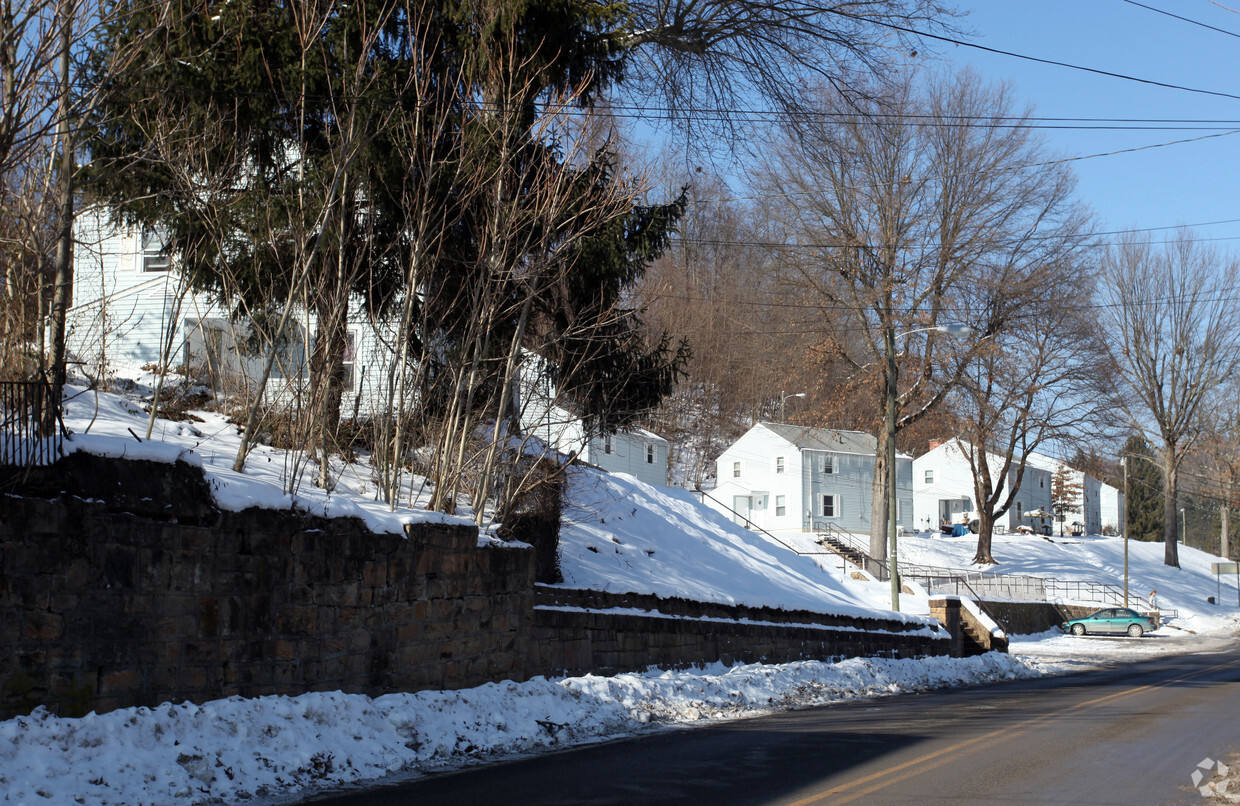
[82,0,687,505]
[1123,434,1164,541]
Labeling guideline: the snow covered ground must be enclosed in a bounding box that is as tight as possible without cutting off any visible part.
[3,379,1239,804]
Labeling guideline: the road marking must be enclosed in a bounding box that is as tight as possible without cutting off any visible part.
[791,656,1240,806]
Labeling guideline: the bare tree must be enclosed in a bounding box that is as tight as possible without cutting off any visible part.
[620,0,960,137]
[1184,383,1240,562]
[1099,231,1240,567]
[756,68,1090,560]
[952,271,1111,563]
[640,170,814,487]
[1049,463,1083,536]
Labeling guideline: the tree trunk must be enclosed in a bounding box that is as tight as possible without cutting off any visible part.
[973,508,996,564]
[1163,454,1180,567]
[309,280,349,474]
[46,2,73,427]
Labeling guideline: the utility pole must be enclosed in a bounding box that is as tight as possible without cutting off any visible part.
[1123,457,1129,609]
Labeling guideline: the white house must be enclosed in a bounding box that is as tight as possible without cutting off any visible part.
[912,439,1054,534]
[1099,482,1125,535]
[1026,451,1109,535]
[67,209,395,413]
[69,211,672,485]
[515,352,669,487]
[708,423,912,535]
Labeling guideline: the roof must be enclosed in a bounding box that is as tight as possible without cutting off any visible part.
[759,423,910,459]
[1024,451,1076,473]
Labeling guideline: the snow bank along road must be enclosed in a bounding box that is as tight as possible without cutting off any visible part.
[302,644,1240,806]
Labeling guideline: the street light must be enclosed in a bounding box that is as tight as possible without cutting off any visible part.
[887,323,973,612]
[780,390,806,422]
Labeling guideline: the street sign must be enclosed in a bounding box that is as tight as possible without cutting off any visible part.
[1212,563,1240,606]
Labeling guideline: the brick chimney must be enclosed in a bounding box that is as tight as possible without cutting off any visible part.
[928,439,944,451]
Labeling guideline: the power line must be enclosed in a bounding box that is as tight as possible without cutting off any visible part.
[1119,0,1240,39]
[685,129,1240,206]
[667,214,1240,252]
[829,8,1240,102]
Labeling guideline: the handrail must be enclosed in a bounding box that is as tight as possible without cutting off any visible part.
[693,488,840,559]
[693,488,1130,618]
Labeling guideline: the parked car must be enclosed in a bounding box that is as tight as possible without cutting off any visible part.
[1062,608,1157,637]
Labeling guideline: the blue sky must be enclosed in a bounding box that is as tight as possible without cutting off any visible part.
[949,1,1240,245]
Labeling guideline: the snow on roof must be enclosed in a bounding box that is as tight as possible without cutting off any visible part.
[759,422,911,459]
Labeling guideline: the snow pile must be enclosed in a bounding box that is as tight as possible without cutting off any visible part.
[0,654,1040,806]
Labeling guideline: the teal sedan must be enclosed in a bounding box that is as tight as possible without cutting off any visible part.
[1062,607,1157,638]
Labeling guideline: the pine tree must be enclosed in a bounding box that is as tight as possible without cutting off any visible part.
[1123,434,1164,541]
[82,0,687,504]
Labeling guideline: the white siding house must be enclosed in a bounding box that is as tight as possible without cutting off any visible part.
[708,423,912,535]
[1099,482,1125,535]
[912,439,1053,534]
[516,355,669,487]
[1026,452,1109,535]
[69,210,425,416]
[71,210,674,486]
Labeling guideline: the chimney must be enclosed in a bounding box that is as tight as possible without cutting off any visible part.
[929,439,944,451]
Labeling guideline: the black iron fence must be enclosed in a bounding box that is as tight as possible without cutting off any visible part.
[0,379,65,469]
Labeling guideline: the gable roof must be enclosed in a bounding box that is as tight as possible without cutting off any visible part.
[759,423,910,459]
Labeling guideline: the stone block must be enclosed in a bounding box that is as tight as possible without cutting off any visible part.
[23,611,63,641]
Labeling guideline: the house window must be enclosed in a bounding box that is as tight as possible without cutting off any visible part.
[924,469,934,484]
[775,456,785,474]
[1040,477,1045,488]
[342,330,357,390]
[821,454,834,475]
[775,495,786,517]
[821,494,839,518]
[646,444,654,464]
[732,461,741,478]
[141,227,170,272]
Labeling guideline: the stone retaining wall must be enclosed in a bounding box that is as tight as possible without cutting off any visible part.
[1,461,533,718]
[1,454,950,718]
[533,586,948,675]
[978,600,1101,634]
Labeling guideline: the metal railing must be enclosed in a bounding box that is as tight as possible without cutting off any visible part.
[0,378,66,470]
[811,523,890,581]
[692,489,848,569]
[692,489,1137,626]
[898,562,1129,609]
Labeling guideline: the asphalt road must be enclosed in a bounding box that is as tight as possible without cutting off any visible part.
[301,645,1240,806]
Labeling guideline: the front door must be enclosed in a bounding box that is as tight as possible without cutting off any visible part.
[733,495,752,527]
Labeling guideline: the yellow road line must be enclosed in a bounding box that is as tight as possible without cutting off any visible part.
[790,656,1240,806]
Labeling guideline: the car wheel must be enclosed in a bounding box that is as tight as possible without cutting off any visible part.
[1127,623,1143,638]
[1071,623,1086,636]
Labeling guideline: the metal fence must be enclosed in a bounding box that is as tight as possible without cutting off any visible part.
[899,561,1129,609]
[0,379,65,469]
